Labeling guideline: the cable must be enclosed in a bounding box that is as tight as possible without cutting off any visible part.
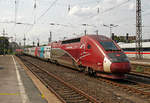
[25,0,59,35]
[37,0,59,22]
[101,0,131,14]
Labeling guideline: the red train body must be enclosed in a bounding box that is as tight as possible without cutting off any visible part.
[48,35,131,79]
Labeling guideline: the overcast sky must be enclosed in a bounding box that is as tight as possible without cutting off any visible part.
[0,0,150,45]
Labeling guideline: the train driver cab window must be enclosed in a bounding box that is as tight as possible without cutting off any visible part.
[87,44,91,49]
[99,41,120,51]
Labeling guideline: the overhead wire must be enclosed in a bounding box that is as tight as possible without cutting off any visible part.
[101,0,131,14]
[36,0,59,22]
[113,3,150,25]
[68,0,101,5]
[19,0,150,42]
[25,0,59,35]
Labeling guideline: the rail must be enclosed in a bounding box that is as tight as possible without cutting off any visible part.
[19,56,100,103]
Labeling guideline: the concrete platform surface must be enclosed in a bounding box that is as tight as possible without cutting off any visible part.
[0,55,47,103]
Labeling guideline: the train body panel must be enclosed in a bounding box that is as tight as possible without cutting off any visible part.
[50,42,79,68]
[40,47,44,58]
[24,35,131,79]
[35,47,38,57]
[44,46,51,59]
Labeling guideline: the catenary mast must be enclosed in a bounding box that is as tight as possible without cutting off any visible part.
[136,0,143,59]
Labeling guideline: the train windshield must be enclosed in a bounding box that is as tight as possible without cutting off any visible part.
[99,41,120,51]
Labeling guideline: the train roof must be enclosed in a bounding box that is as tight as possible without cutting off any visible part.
[118,42,150,48]
[87,35,110,41]
[61,35,110,43]
[47,35,111,46]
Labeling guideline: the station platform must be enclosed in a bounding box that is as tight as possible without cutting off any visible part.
[0,55,61,103]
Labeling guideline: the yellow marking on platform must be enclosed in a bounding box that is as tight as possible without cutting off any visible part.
[0,93,20,95]
[41,94,45,98]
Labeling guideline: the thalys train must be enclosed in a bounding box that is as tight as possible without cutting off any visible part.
[24,35,131,79]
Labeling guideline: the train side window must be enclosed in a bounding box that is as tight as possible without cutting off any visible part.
[62,38,81,44]
[87,44,91,49]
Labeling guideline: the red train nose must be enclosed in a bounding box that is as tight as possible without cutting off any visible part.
[110,62,131,74]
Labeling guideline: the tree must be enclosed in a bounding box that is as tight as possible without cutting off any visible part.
[0,37,9,55]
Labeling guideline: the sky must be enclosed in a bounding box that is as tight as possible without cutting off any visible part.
[0,0,150,45]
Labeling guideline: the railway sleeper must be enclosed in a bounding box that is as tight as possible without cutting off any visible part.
[62,94,85,99]
[55,88,76,93]
[62,92,82,97]
[59,90,77,94]
[137,87,150,91]
[143,89,150,92]
[63,97,89,102]
[62,90,76,94]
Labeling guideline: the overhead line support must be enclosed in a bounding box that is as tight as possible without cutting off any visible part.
[136,0,143,59]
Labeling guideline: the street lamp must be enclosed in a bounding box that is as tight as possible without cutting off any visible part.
[16,22,33,25]
[37,38,40,46]
[95,30,99,35]
[50,23,68,27]
[82,24,98,35]
[15,22,33,49]
[103,24,119,37]
[23,34,26,49]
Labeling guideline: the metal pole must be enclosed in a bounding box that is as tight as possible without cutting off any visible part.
[23,34,26,49]
[33,41,35,46]
[84,30,87,35]
[136,0,143,59]
[110,26,112,38]
[96,30,98,35]
[49,31,52,43]
[37,38,39,46]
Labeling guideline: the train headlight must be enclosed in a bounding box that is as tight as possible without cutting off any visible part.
[97,62,102,66]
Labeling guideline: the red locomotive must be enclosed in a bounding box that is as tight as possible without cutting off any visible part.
[48,35,131,79]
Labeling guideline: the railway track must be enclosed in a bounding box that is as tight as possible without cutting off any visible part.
[131,62,150,76]
[18,55,150,102]
[19,56,100,103]
[98,77,150,100]
[129,71,150,79]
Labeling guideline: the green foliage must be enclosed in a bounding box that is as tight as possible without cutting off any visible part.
[113,35,133,43]
[114,36,120,43]
[0,37,9,55]
[136,66,144,72]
